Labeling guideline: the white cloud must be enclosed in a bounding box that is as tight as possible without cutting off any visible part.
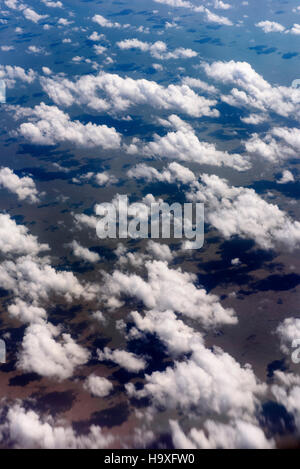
[102,260,237,327]
[0,214,48,256]
[92,14,121,29]
[204,60,300,120]
[97,347,147,373]
[256,21,285,33]
[84,374,113,397]
[127,161,196,185]
[17,321,90,380]
[0,167,40,203]
[170,419,274,449]
[137,115,250,171]
[117,39,198,60]
[17,103,122,149]
[8,300,47,324]
[69,240,100,263]
[188,173,300,250]
[277,170,295,184]
[126,342,266,419]
[0,404,114,449]
[40,72,219,118]
[245,127,300,164]
[276,318,300,355]
[23,8,48,23]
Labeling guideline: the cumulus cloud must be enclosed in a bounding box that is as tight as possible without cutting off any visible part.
[84,374,113,397]
[188,173,300,250]
[92,14,122,29]
[245,127,300,164]
[8,300,47,324]
[154,0,233,25]
[102,260,237,327]
[0,255,99,304]
[40,73,219,118]
[16,103,122,149]
[170,419,274,449]
[23,8,48,23]
[203,60,300,121]
[17,321,90,380]
[0,167,40,203]
[69,240,100,263]
[0,65,36,88]
[117,39,198,60]
[276,318,300,355]
[97,347,147,373]
[135,115,250,171]
[127,161,196,185]
[256,21,285,33]
[0,214,49,256]
[73,171,118,187]
[126,342,266,420]
[0,404,114,449]
[277,170,295,184]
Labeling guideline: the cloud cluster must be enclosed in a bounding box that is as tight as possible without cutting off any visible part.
[188,174,300,250]
[17,103,122,149]
[117,39,198,60]
[69,241,100,263]
[102,260,237,327]
[97,347,147,373]
[0,404,114,449]
[0,167,40,203]
[18,321,90,380]
[170,419,274,449]
[127,161,196,185]
[84,374,113,397]
[203,60,300,121]
[41,73,219,118]
[133,115,250,171]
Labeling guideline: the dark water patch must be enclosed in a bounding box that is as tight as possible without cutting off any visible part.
[249,45,277,55]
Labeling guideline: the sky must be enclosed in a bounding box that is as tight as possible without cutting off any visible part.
[0,0,299,449]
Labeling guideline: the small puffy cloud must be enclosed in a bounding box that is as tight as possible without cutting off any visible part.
[127,161,196,185]
[8,300,47,324]
[256,21,285,33]
[69,241,100,263]
[17,321,90,380]
[276,318,300,355]
[84,374,113,397]
[23,8,48,23]
[0,167,40,203]
[97,347,147,373]
[188,173,300,251]
[0,65,36,87]
[92,14,121,29]
[277,170,295,184]
[17,103,122,149]
[117,39,198,60]
[0,214,49,256]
